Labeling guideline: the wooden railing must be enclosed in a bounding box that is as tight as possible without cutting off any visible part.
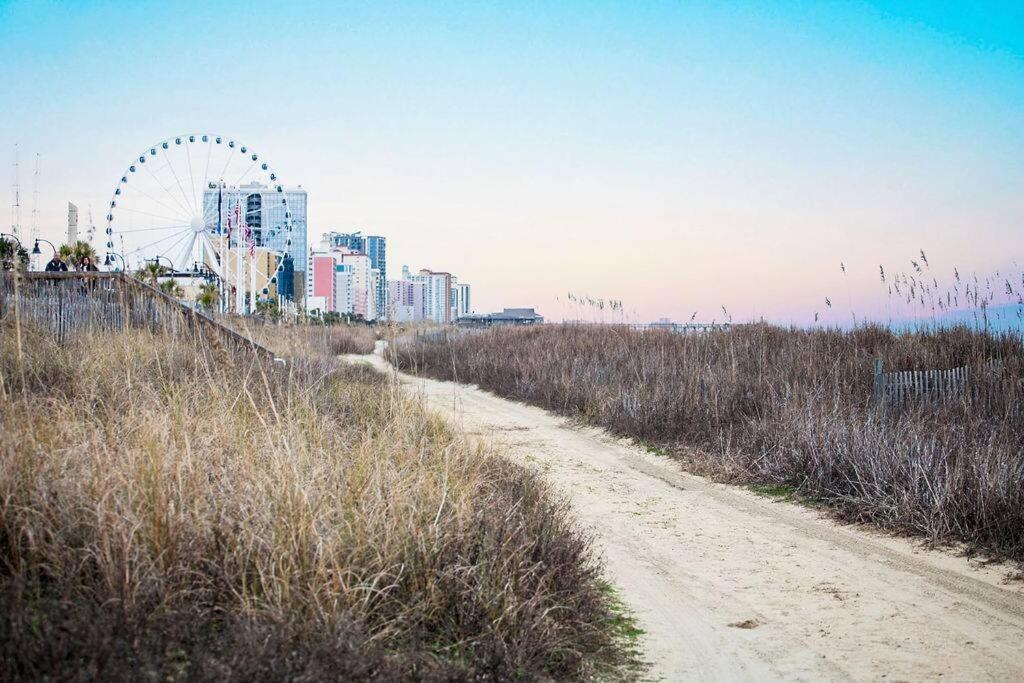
[0,271,276,364]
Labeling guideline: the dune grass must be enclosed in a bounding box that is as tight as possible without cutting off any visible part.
[0,319,634,680]
[228,318,379,357]
[391,323,1024,560]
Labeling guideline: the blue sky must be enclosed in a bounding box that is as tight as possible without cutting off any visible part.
[2,1,1022,322]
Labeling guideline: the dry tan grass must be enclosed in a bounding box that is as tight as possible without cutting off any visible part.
[393,323,1024,560]
[0,321,631,680]
[227,319,379,357]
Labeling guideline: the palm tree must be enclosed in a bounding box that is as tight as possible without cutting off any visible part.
[255,298,281,319]
[0,238,29,271]
[58,240,97,269]
[196,282,219,311]
[136,262,166,287]
[159,279,184,298]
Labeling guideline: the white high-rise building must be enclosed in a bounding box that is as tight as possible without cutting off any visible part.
[406,267,452,324]
[388,277,427,322]
[448,277,472,321]
[455,282,471,319]
[334,263,354,314]
[340,250,373,320]
[369,268,381,321]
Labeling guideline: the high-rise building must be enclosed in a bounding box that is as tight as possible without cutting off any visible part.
[309,254,340,312]
[324,231,387,318]
[203,182,308,301]
[278,255,295,305]
[365,236,387,318]
[407,268,452,324]
[307,253,355,315]
[388,278,427,322]
[334,263,354,314]
[308,245,378,320]
[455,282,471,319]
[327,231,365,252]
[341,250,373,320]
[449,276,459,322]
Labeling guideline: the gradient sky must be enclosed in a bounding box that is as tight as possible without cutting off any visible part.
[2,1,1022,323]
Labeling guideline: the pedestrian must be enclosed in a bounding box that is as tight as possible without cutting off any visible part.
[44,253,68,272]
[77,254,100,293]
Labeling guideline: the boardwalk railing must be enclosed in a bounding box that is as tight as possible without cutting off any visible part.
[871,358,969,406]
[0,271,276,363]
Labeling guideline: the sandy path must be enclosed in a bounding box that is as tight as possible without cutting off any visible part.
[353,351,1024,680]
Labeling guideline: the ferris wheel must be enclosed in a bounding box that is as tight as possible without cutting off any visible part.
[103,134,294,312]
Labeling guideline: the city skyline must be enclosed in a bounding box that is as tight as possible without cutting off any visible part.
[2,1,1022,324]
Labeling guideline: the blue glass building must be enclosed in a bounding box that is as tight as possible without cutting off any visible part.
[203,183,308,301]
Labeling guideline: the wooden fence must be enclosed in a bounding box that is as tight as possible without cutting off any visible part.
[871,358,969,406]
[0,271,277,364]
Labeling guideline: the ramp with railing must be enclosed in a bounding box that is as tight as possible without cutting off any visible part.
[0,272,275,363]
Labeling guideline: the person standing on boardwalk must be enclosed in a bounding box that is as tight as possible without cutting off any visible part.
[77,255,100,293]
[45,254,68,272]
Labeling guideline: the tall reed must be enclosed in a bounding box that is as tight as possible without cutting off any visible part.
[221,316,379,356]
[392,324,1024,559]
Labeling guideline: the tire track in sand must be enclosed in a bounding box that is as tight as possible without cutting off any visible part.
[354,350,1024,681]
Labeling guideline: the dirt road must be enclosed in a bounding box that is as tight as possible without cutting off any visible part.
[355,350,1024,680]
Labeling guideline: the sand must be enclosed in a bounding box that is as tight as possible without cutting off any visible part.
[353,348,1024,680]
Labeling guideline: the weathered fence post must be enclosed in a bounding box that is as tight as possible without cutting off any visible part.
[872,358,885,405]
[57,281,65,346]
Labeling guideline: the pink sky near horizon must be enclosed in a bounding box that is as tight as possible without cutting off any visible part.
[3,1,1023,324]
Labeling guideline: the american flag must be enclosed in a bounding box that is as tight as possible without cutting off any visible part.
[239,204,255,257]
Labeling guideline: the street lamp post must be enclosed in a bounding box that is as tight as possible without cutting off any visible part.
[0,233,22,249]
[31,238,58,256]
[1,233,25,271]
[151,255,175,273]
[103,252,127,272]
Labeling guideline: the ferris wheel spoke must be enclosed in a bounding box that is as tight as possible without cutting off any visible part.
[118,224,193,234]
[149,230,192,266]
[233,159,258,186]
[203,201,220,223]
[140,161,192,216]
[202,138,213,193]
[161,148,196,214]
[176,232,198,269]
[217,145,236,183]
[198,231,217,268]
[184,141,199,210]
[130,227,191,255]
[141,163,193,217]
[115,204,190,224]
[120,182,192,224]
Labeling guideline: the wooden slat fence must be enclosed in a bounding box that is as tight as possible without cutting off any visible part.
[871,358,969,406]
[0,272,277,364]
[414,327,452,343]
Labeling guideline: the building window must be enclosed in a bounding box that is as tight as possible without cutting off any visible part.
[246,193,263,246]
